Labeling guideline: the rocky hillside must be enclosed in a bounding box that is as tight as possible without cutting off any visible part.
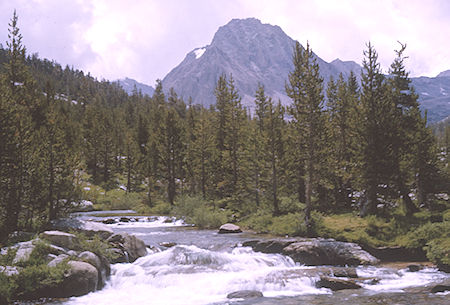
[411,75,450,123]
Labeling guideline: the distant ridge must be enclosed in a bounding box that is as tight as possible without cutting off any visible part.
[118,77,154,97]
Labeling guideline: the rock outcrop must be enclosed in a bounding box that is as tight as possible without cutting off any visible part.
[227,290,263,299]
[243,238,379,266]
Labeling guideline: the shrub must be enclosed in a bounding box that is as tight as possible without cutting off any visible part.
[15,240,54,268]
[0,273,15,303]
[13,262,68,299]
[0,247,17,265]
[269,213,305,236]
[278,196,305,215]
[401,222,450,249]
[190,207,228,229]
[150,201,173,215]
[96,190,144,211]
[73,232,117,261]
[241,213,273,233]
[425,238,450,266]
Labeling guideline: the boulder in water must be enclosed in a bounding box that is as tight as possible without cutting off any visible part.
[78,251,110,289]
[282,239,379,266]
[218,223,242,234]
[107,233,147,262]
[102,218,116,224]
[431,284,450,293]
[242,239,296,253]
[245,238,379,266]
[227,290,263,299]
[316,276,362,291]
[160,242,177,248]
[407,264,423,272]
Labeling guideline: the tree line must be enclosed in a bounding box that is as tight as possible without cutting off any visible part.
[1,13,449,241]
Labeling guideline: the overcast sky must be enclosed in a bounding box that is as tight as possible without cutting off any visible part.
[1,0,449,86]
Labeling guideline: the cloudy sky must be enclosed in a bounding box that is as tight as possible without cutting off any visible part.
[0,0,449,86]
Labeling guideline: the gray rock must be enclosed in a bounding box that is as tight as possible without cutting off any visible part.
[47,254,69,267]
[245,238,379,266]
[48,244,68,255]
[40,231,78,249]
[282,239,379,266]
[67,250,78,257]
[0,265,20,276]
[407,264,423,272]
[242,239,296,253]
[60,260,99,297]
[12,240,36,264]
[227,290,263,299]
[78,251,110,288]
[107,233,147,262]
[51,219,113,239]
[316,276,362,291]
[72,200,94,212]
[431,285,450,293]
[159,242,177,248]
[106,248,128,263]
[78,251,102,270]
[218,223,242,234]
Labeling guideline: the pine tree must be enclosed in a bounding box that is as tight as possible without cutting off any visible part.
[160,90,185,205]
[0,11,38,238]
[327,73,359,210]
[266,100,286,215]
[358,42,391,216]
[286,42,326,235]
[387,43,419,215]
[192,107,217,199]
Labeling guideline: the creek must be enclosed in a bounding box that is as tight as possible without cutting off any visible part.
[48,212,449,305]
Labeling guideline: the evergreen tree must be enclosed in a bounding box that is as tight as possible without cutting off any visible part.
[266,100,286,215]
[387,43,419,215]
[160,90,185,205]
[286,42,326,235]
[358,43,391,216]
[327,73,359,210]
[0,11,37,238]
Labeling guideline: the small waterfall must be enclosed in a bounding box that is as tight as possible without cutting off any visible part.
[61,245,327,305]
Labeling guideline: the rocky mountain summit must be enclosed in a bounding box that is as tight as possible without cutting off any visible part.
[162,18,361,109]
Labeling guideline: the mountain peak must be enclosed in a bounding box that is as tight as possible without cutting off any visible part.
[162,18,361,108]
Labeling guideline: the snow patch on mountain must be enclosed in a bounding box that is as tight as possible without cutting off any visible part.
[194,47,206,59]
